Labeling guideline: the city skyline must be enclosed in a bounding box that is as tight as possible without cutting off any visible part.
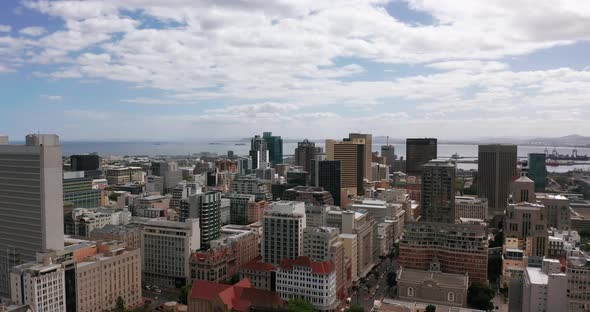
[1,1,590,140]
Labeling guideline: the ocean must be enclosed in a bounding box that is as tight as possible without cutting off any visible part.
[61,141,590,173]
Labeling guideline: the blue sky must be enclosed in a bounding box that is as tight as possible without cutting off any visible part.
[1,0,590,141]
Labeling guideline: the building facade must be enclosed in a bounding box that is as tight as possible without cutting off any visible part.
[454,196,488,221]
[295,139,321,172]
[478,144,518,220]
[185,191,222,247]
[10,261,66,312]
[420,160,456,223]
[262,201,306,265]
[405,138,437,176]
[263,132,283,166]
[311,160,342,207]
[326,140,365,197]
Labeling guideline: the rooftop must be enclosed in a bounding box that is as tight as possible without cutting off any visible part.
[279,256,335,275]
[398,267,468,288]
[526,267,548,285]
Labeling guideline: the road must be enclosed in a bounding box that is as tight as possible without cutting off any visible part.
[352,257,399,311]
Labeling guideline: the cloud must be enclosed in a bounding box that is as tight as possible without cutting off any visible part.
[19,26,46,36]
[40,94,63,101]
[0,25,11,32]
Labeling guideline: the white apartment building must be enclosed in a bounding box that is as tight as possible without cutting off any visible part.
[567,257,590,312]
[276,256,338,311]
[142,218,200,288]
[454,196,488,221]
[522,259,566,312]
[262,201,306,265]
[10,261,66,312]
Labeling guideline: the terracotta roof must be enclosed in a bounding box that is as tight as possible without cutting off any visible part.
[190,278,283,311]
[190,280,232,300]
[240,256,276,272]
[279,256,335,275]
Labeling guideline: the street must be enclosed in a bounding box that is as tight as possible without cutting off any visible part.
[352,257,400,311]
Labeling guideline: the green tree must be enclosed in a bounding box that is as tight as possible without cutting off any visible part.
[467,282,494,311]
[489,231,505,248]
[386,271,397,288]
[178,284,192,305]
[426,304,436,312]
[113,296,125,312]
[288,298,314,312]
[487,257,503,283]
[345,304,364,312]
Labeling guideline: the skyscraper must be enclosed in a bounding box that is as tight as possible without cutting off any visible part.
[349,133,373,182]
[326,140,365,196]
[263,132,283,166]
[0,134,65,297]
[381,145,395,167]
[528,153,547,191]
[262,201,306,265]
[295,139,320,172]
[421,160,456,223]
[250,135,269,170]
[478,144,518,220]
[186,191,222,248]
[406,138,437,176]
[310,160,342,207]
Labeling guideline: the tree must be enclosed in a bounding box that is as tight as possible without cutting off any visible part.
[113,296,125,312]
[487,257,502,283]
[467,282,494,311]
[426,304,436,312]
[178,284,192,305]
[386,271,397,288]
[489,231,505,248]
[287,298,314,312]
[345,304,364,312]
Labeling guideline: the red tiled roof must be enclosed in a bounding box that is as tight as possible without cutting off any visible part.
[240,256,276,272]
[278,256,335,275]
[190,280,232,300]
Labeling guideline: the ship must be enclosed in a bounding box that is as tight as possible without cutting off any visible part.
[545,147,589,161]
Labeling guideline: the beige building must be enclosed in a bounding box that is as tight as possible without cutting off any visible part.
[567,257,590,312]
[76,242,142,312]
[536,193,571,231]
[326,138,366,196]
[340,234,358,282]
[397,261,468,308]
[522,259,566,312]
[10,261,66,312]
[454,196,488,220]
[303,227,347,298]
[90,224,142,250]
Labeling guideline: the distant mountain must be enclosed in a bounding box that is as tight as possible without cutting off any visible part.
[526,134,590,147]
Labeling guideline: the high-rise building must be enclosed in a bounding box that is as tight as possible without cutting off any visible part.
[399,222,489,283]
[10,260,66,312]
[381,145,395,167]
[142,218,200,288]
[528,153,547,191]
[223,193,256,225]
[184,191,222,248]
[326,139,365,196]
[250,135,269,170]
[151,161,182,192]
[478,144,517,220]
[349,133,373,182]
[0,134,65,297]
[522,259,566,312]
[310,160,342,207]
[263,132,283,166]
[69,154,100,171]
[295,139,321,172]
[283,186,335,206]
[405,138,437,176]
[566,257,590,311]
[421,160,456,223]
[262,201,306,265]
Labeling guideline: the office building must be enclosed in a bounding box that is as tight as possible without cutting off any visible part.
[528,153,547,191]
[303,227,347,297]
[220,198,230,225]
[567,257,590,311]
[262,201,306,265]
[276,256,337,311]
[399,222,488,283]
[348,133,373,182]
[478,144,518,220]
[283,186,335,206]
[295,139,321,172]
[63,174,103,208]
[142,218,200,288]
[405,138,437,176]
[74,242,142,312]
[0,134,64,297]
[381,145,395,167]
[90,224,142,249]
[250,135,269,170]
[421,160,456,223]
[151,161,182,192]
[70,154,100,171]
[537,193,571,231]
[223,193,255,225]
[230,176,271,201]
[146,175,164,195]
[372,162,389,181]
[66,207,130,236]
[247,200,268,224]
[263,132,283,166]
[10,260,66,312]
[182,191,222,247]
[326,139,365,196]
[522,259,566,312]
[454,196,488,221]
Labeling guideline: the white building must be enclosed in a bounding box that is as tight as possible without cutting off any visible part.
[10,260,66,312]
[567,257,590,312]
[69,207,131,236]
[522,259,566,312]
[262,201,306,265]
[454,196,488,220]
[142,218,200,288]
[276,256,338,311]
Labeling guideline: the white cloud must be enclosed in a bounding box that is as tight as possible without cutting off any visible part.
[0,25,11,32]
[19,26,46,36]
[40,94,63,101]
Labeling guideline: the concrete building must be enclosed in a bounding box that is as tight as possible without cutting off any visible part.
[74,242,142,312]
[262,201,306,265]
[67,207,131,236]
[239,257,276,291]
[536,193,571,231]
[247,200,268,224]
[397,260,469,308]
[249,135,269,170]
[311,160,343,207]
[0,134,64,297]
[303,227,347,298]
[223,193,256,225]
[348,133,373,182]
[230,177,271,201]
[326,139,365,197]
[283,186,335,206]
[146,175,164,195]
[381,145,395,168]
[504,202,548,258]
[151,161,182,192]
[340,234,358,282]
[372,162,390,182]
[183,191,222,247]
[90,224,142,249]
[295,139,321,172]
[263,132,283,166]
[405,138,437,176]
[70,154,100,172]
[142,218,200,288]
[10,260,66,312]
[420,160,456,223]
[528,153,547,191]
[567,256,590,311]
[276,256,338,311]
[478,144,518,220]
[522,259,566,312]
[63,176,103,208]
[454,196,488,221]
[305,205,333,228]
[399,222,488,284]
[220,198,230,225]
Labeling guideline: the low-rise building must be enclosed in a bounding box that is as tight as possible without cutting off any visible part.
[522,258,566,312]
[66,207,130,236]
[10,261,66,312]
[454,196,488,221]
[239,256,276,291]
[90,223,142,249]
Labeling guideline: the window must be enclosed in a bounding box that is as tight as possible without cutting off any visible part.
[448,292,455,302]
[407,287,414,297]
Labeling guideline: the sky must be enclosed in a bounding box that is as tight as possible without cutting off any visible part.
[1,0,590,141]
